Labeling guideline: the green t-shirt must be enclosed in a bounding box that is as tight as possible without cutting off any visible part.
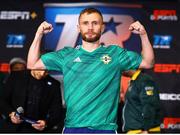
[41,45,142,130]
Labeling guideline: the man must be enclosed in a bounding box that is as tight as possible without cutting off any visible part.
[122,69,161,134]
[0,69,63,133]
[3,57,27,84]
[9,57,26,72]
[27,8,154,133]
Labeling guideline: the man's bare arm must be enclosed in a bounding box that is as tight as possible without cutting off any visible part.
[27,21,53,69]
[129,21,154,69]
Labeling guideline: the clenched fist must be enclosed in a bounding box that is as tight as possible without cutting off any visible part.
[36,21,53,35]
[129,21,147,35]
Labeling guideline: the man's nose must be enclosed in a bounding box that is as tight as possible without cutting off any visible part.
[88,23,93,29]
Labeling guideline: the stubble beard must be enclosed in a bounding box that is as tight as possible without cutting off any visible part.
[81,32,101,43]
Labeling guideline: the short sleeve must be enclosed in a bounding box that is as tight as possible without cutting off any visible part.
[41,50,63,72]
[118,49,142,71]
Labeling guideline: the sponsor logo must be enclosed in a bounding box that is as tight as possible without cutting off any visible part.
[161,118,180,129]
[160,93,180,101]
[154,64,180,73]
[150,10,178,21]
[6,34,26,48]
[153,35,172,49]
[0,11,37,20]
[73,57,82,63]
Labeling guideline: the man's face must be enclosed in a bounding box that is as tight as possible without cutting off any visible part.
[78,12,104,43]
[11,63,26,71]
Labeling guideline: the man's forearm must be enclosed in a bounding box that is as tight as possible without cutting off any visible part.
[140,34,155,68]
[27,33,43,69]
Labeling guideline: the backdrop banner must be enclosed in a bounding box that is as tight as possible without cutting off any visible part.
[0,1,43,72]
[0,2,179,133]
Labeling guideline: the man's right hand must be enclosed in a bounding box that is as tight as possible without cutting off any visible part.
[9,112,23,124]
[36,21,53,35]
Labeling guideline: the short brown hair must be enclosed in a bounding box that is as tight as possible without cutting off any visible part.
[78,7,103,23]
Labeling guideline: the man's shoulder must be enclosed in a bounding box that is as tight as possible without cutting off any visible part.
[140,73,154,82]
[57,46,79,54]
[102,44,125,53]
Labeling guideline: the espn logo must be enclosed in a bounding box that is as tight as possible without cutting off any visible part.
[161,118,180,129]
[154,64,180,73]
[150,10,178,21]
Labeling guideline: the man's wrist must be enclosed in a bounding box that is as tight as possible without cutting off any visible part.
[35,32,43,37]
[140,32,147,37]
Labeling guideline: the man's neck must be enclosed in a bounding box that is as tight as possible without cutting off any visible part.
[82,41,100,52]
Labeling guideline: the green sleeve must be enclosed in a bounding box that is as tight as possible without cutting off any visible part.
[41,50,64,72]
[117,48,142,71]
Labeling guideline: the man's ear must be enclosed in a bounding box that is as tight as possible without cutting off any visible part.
[77,25,80,33]
[101,23,105,34]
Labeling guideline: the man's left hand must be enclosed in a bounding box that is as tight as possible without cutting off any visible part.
[129,21,147,35]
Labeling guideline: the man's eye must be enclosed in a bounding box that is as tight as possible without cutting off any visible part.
[93,22,98,25]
